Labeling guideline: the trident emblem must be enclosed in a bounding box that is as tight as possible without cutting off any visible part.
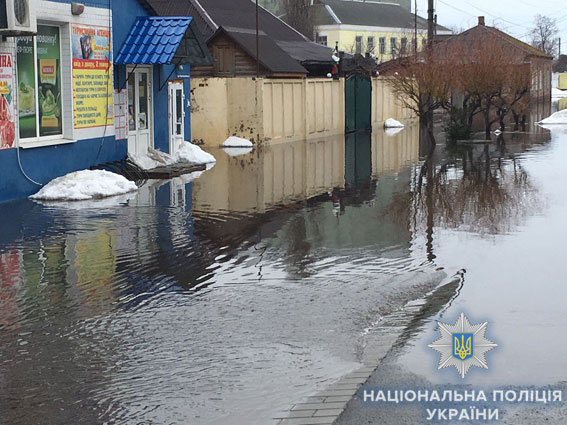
[453,333,473,361]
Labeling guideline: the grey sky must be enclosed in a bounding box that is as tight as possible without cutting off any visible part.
[416,0,567,54]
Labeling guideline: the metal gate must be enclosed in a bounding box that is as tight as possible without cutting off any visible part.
[345,72,372,133]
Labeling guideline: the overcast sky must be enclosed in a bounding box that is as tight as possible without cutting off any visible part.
[415,0,567,53]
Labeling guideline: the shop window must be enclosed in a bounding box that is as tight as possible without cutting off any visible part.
[16,25,63,140]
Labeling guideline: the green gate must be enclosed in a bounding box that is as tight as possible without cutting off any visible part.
[345,72,372,133]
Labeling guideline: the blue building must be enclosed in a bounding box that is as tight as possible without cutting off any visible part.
[0,0,211,203]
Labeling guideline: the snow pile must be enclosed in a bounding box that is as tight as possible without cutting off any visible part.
[34,192,136,209]
[129,147,176,170]
[223,147,253,157]
[552,88,567,98]
[539,109,567,125]
[385,127,404,137]
[30,170,138,201]
[175,142,216,164]
[221,136,253,148]
[129,143,216,170]
[384,118,405,128]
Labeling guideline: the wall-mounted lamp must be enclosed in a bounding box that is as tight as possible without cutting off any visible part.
[178,64,184,71]
[71,3,85,15]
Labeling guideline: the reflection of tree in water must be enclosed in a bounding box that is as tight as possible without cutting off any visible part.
[386,136,542,259]
[281,214,313,279]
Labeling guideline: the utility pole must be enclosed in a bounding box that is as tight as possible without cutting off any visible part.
[414,0,418,54]
[256,0,260,77]
[427,0,434,48]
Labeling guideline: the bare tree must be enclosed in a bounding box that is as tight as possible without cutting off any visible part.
[387,54,455,141]
[530,15,558,57]
[283,0,315,40]
[388,35,533,140]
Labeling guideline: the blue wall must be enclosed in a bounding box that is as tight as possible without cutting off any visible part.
[152,65,191,153]
[0,0,129,203]
[113,2,191,155]
[0,0,193,203]
[0,138,127,203]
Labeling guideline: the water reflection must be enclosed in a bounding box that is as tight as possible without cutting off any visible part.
[0,117,555,424]
[418,137,544,235]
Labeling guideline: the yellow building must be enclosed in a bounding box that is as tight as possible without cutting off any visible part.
[312,0,452,63]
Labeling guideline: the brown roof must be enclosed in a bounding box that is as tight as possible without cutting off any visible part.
[446,24,552,60]
[210,27,309,74]
[142,0,336,74]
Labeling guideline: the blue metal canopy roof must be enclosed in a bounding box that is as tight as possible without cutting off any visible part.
[115,17,192,65]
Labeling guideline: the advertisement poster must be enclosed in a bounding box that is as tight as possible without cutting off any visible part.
[16,26,63,139]
[71,24,113,129]
[0,53,15,149]
[15,36,35,140]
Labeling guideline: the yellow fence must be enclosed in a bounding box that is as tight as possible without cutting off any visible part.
[190,76,416,146]
[191,124,420,212]
[263,79,345,140]
[372,77,416,126]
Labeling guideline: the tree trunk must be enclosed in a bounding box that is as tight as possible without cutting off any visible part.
[512,111,519,131]
[499,115,506,132]
[484,109,491,140]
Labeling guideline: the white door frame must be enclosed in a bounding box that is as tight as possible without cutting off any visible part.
[127,66,153,157]
[168,80,185,156]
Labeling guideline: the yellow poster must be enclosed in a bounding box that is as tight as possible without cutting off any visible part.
[71,24,114,129]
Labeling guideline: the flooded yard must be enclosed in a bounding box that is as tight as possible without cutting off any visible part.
[0,114,565,424]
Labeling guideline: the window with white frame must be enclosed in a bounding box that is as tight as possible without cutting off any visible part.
[317,35,328,46]
[401,37,408,54]
[379,37,386,55]
[16,25,63,140]
[390,37,397,55]
[367,36,375,53]
[355,36,362,54]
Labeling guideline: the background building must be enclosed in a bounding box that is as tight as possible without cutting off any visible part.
[259,0,412,17]
[312,0,451,62]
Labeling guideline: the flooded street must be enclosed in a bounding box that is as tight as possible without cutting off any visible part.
[1,113,566,424]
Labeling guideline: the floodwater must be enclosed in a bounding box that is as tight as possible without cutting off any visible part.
[0,104,563,424]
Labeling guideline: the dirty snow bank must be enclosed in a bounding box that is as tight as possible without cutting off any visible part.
[385,127,404,137]
[221,136,253,147]
[175,141,216,164]
[539,109,567,125]
[223,147,253,157]
[129,147,175,170]
[384,118,405,128]
[30,170,138,201]
[129,143,216,170]
[552,88,567,98]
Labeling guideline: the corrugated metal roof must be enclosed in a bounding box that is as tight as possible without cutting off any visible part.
[115,17,192,65]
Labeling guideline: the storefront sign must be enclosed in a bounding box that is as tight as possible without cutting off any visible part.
[71,24,114,129]
[0,52,15,149]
